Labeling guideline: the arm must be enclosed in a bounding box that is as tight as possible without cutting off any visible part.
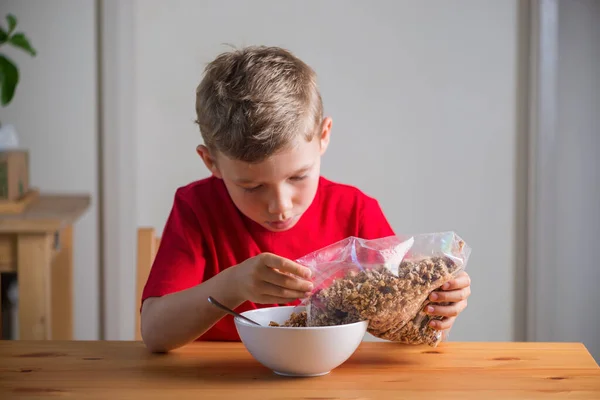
[139,189,312,352]
[139,190,213,352]
[141,253,313,353]
[141,267,242,353]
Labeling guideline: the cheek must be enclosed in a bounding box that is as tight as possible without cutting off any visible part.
[233,192,263,213]
[222,182,263,216]
[295,177,319,207]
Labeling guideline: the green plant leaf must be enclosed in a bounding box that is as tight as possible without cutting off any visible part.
[0,55,19,106]
[0,27,7,44]
[6,14,17,34]
[9,32,36,56]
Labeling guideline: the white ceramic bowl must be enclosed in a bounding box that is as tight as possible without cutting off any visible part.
[234,306,367,377]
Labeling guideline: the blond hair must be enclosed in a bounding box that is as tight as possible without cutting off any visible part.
[195,46,323,162]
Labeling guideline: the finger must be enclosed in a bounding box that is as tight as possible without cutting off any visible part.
[425,300,467,317]
[439,271,471,291]
[259,281,311,301]
[264,268,314,292]
[429,316,455,331]
[262,253,312,279]
[429,286,471,302]
[255,295,303,305]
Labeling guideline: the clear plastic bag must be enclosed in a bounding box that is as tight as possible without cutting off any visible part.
[296,232,471,346]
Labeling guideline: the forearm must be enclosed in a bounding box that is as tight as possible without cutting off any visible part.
[140,267,243,352]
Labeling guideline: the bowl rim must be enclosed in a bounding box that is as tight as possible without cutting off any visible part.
[234,305,369,331]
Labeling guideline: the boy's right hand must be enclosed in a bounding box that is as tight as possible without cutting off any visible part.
[231,253,314,304]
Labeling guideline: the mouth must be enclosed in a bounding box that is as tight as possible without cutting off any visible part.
[266,217,296,230]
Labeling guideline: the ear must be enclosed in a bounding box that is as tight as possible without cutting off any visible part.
[318,117,332,155]
[196,145,222,178]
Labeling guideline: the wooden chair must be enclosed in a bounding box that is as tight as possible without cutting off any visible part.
[135,227,161,341]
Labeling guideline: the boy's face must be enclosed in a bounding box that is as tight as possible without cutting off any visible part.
[198,118,332,232]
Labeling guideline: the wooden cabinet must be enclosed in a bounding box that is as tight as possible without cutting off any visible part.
[0,193,90,339]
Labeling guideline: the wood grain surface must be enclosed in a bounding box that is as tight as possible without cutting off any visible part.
[0,194,90,233]
[0,341,598,399]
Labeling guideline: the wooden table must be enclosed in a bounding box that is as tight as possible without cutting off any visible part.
[0,194,90,340]
[0,341,598,399]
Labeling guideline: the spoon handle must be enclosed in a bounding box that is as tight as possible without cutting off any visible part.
[208,296,262,326]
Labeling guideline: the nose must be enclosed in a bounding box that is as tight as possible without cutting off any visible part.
[267,186,293,217]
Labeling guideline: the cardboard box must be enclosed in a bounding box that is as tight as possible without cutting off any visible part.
[0,150,29,202]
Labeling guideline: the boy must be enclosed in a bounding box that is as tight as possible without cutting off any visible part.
[140,46,471,352]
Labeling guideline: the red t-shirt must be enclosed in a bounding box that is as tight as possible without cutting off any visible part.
[141,175,395,341]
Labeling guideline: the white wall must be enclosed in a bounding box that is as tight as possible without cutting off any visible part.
[1,0,99,339]
[546,0,599,359]
[127,0,522,342]
[4,0,596,353]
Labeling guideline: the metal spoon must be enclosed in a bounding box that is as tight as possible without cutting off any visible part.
[207,296,262,326]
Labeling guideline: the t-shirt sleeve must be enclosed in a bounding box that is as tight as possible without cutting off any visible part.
[141,189,206,303]
[358,196,396,239]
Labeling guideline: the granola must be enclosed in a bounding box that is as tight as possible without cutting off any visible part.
[376,298,452,345]
[269,310,307,327]
[305,255,462,345]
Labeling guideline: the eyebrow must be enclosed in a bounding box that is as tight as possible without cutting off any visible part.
[235,164,314,185]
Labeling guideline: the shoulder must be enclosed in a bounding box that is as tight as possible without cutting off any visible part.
[317,176,394,238]
[172,176,227,209]
[318,176,381,211]
[165,176,235,229]
[175,175,222,200]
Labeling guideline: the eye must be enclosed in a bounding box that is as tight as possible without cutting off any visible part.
[289,175,307,182]
[242,185,262,193]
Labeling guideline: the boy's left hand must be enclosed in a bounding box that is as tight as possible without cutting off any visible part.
[425,270,471,334]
